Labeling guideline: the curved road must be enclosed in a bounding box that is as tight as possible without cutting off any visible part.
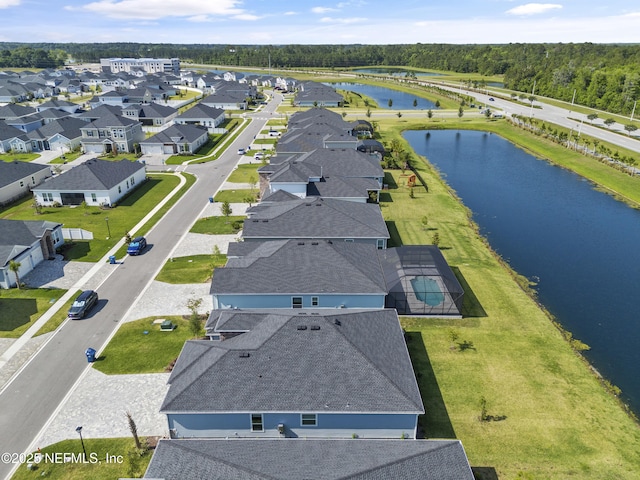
[0,93,283,480]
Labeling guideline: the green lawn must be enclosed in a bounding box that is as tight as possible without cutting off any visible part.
[156,254,227,284]
[49,150,84,164]
[11,438,151,479]
[378,121,640,478]
[226,163,261,184]
[1,153,40,162]
[93,316,193,374]
[190,215,244,234]
[213,189,258,203]
[0,288,66,338]
[34,290,80,337]
[0,173,182,262]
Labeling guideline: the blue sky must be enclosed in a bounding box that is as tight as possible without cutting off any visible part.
[0,0,638,44]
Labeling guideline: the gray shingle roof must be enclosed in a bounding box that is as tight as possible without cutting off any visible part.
[176,103,224,120]
[141,123,208,145]
[306,176,381,199]
[0,219,61,267]
[161,309,423,414]
[0,121,24,141]
[122,102,177,118]
[26,117,86,141]
[243,197,389,240]
[32,158,144,191]
[210,239,387,295]
[0,161,50,189]
[144,438,474,480]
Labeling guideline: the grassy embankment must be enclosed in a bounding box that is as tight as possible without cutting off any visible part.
[376,115,640,479]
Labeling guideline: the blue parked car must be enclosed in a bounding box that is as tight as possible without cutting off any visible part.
[127,236,147,256]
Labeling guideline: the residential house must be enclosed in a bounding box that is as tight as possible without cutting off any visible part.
[25,117,86,153]
[143,438,474,480]
[122,103,178,127]
[0,161,51,206]
[0,219,64,289]
[79,111,145,155]
[32,158,145,207]
[200,90,248,110]
[0,121,26,154]
[139,124,209,155]
[35,99,79,115]
[174,104,225,130]
[211,239,387,310]
[243,196,390,248]
[294,81,343,107]
[161,308,423,439]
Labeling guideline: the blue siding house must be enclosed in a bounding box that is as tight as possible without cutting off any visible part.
[211,239,388,310]
[160,309,424,439]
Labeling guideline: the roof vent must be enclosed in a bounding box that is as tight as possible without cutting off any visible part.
[297,242,305,246]
[262,220,268,223]
[239,352,250,358]
[311,242,319,245]
[252,219,259,222]
[334,319,341,326]
[310,325,320,331]
[297,325,307,330]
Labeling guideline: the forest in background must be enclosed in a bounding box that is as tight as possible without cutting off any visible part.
[1,42,639,115]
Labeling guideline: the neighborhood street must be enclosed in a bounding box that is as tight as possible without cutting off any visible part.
[0,95,282,480]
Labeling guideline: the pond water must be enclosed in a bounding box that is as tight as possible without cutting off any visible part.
[325,82,439,110]
[404,129,640,416]
[352,67,442,77]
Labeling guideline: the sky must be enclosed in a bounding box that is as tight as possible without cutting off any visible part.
[0,0,638,45]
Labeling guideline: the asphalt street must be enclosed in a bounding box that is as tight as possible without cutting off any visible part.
[0,94,282,480]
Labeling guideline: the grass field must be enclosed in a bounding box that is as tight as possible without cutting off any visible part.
[93,316,193,375]
[34,290,80,337]
[156,254,226,284]
[190,215,244,235]
[213,189,257,203]
[0,288,66,338]
[11,438,151,479]
[226,163,261,184]
[0,153,39,162]
[377,118,640,479]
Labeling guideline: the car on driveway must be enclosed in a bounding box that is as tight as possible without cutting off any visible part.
[127,236,147,256]
[68,290,99,319]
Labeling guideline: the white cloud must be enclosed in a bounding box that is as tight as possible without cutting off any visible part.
[506,3,562,16]
[187,15,210,23]
[234,13,260,21]
[319,16,367,24]
[312,6,338,14]
[283,11,298,16]
[75,0,244,20]
[0,0,20,8]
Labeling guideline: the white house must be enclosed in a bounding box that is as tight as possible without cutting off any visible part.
[0,219,64,289]
[0,161,51,206]
[32,158,146,207]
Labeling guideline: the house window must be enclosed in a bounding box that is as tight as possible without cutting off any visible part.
[311,297,319,307]
[377,239,385,250]
[130,176,135,185]
[91,193,97,203]
[344,239,354,243]
[19,181,24,187]
[31,176,35,184]
[43,192,53,202]
[118,186,121,194]
[301,414,317,427]
[250,414,264,432]
[292,297,303,309]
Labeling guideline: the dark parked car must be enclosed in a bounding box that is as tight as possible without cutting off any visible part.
[127,236,147,255]
[489,97,495,101]
[68,290,99,319]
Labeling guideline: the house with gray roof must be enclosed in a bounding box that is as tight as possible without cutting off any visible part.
[0,121,27,154]
[294,81,344,107]
[0,219,63,289]
[144,438,474,480]
[35,99,79,114]
[161,308,423,439]
[0,161,51,206]
[79,111,145,154]
[32,158,145,207]
[211,239,387,310]
[174,103,225,130]
[25,117,86,153]
[258,148,383,202]
[121,102,178,126]
[139,124,209,155]
[243,196,389,248]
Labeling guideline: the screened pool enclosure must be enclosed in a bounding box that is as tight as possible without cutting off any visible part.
[379,246,464,317]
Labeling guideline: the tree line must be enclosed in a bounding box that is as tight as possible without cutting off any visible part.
[1,42,638,115]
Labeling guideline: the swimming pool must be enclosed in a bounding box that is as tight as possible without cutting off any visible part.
[410,276,445,306]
